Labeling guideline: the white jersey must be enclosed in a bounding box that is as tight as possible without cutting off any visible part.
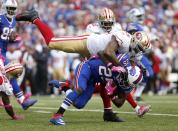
[86,22,122,34]
[86,31,132,55]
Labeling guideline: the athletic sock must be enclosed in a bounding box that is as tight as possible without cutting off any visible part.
[126,93,137,108]
[57,90,79,114]
[134,84,145,98]
[100,86,112,112]
[33,18,54,44]
[10,78,25,104]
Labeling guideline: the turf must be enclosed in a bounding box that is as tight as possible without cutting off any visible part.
[0,95,178,131]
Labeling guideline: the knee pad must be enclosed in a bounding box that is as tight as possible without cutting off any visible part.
[5,61,23,79]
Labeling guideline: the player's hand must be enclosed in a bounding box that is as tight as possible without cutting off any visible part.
[8,31,17,42]
[111,66,126,74]
[105,80,116,96]
[48,80,60,88]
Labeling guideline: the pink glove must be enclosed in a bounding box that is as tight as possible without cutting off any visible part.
[105,80,116,96]
[111,66,126,73]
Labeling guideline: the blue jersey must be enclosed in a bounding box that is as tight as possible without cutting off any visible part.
[0,14,16,56]
[87,57,132,93]
[73,56,132,108]
[138,55,154,78]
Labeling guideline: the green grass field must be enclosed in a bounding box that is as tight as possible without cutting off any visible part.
[0,95,178,131]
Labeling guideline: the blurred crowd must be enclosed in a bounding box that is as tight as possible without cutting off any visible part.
[7,0,178,95]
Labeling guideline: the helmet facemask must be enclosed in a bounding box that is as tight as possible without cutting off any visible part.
[6,6,17,18]
[3,0,18,18]
[130,31,150,55]
[99,20,114,32]
[135,14,145,24]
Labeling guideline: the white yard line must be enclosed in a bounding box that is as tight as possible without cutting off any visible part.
[38,100,178,104]
[32,106,178,117]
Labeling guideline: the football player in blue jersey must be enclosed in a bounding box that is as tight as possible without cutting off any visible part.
[0,0,37,110]
[126,10,154,101]
[48,55,150,125]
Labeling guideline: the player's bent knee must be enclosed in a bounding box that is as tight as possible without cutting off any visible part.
[112,93,126,108]
[74,101,86,109]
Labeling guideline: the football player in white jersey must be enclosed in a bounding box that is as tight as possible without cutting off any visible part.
[85,7,150,122]
[86,7,122,34]
[15,9,151,119]
[85,7,123,122]
[15,10,151,60]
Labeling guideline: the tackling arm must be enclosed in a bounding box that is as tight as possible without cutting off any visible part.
[98,35,119,66]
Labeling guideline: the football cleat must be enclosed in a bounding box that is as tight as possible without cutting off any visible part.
[12,114,24,120]
[24,93,32,100]
[15,10,39,23]
[103,112,125,122]
[49,113,65,125]
[21,99,37,110]
[48,80,71,92]
[137,105,151,117]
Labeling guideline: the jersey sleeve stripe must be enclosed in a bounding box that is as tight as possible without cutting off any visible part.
[75,61,85,89]
[51,35,89,42]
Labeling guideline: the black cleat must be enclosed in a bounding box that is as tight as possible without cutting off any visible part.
[103,112,125,122]
[15,10,39,23]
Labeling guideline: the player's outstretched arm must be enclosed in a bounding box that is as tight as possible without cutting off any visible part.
[98,35,119,66]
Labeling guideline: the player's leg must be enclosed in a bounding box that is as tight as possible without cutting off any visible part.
[99,85,124,122]
[49,61,91,125]
[73,80,94,109]
[10,78,37,110]
[1,92,23,120]
[126,92,151,117]
[49,36,90,57]
[111,92,126,107]
[15,10,90,57]
[16,10,53,44]
[4,60,37,110]
[134,82,146,101]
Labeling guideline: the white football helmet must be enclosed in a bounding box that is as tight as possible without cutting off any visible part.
[3,0,18,18]
[127,8,145,24]
[98,7,116,32]
[127,65,143,86]
[130,31,151,53]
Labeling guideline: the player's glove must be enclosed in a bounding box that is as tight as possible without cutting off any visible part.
[48,80,60,88]
[8,31,17,42]
[105,80,116,96]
